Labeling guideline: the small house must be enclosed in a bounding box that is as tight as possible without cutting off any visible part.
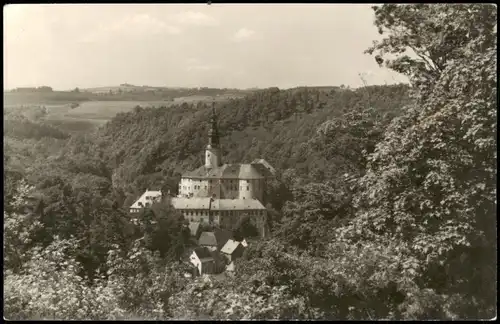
[189,247,216,275]
[220,239,245,263]
[129,189,162,213]
[198,229,234,251]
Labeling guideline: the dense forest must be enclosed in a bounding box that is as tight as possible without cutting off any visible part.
[4,4,496,320]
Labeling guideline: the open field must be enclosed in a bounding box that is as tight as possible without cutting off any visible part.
[63,101,170,121]
[4,94,245,135]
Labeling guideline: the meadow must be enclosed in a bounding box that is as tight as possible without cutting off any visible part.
[4,94,243,134]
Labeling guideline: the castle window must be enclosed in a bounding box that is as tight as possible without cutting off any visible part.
[247,186,249,191]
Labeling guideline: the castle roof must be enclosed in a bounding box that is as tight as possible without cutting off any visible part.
[170,197,266,211]
[170,197,212,209]
[211,199,266,211]
[182,163,271,180]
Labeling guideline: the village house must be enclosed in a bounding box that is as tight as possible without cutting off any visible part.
[198,228,233,251]
[129,190,162,213]
[189,247,216,276]
[220,239,245,263]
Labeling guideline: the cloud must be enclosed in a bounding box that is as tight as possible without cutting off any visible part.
[171,11,218,26]
[231,28,256,42]
[79,13,180,43]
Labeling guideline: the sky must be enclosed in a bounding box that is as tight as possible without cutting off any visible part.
[4,4,408,91]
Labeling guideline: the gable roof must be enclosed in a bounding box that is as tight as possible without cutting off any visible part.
[198,232,217,246]
[130,190,162,209]
[221,239,242,255]
[193,247,213,260]
[188,221,200,236]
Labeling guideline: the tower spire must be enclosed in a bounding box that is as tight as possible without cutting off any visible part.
[208,101,219,147]
[205,101,221,168]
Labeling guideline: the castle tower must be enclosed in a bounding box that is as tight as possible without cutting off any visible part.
[205,103,221,169]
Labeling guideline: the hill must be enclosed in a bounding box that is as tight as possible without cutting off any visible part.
[3,87,254,105]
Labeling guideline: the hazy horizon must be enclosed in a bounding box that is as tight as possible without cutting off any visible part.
[4,4,409,91]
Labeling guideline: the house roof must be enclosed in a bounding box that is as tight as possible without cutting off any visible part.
[251,158,276,176]
[198,229,233,250]
[211,199,266,211]
[188,221,200,236]
[214,228,233,250]
[193,247,213,260]
[170,197,212,210]
[198,232,217,246]
[130,190,162,209]
[182,163,269,180]
[221,239,242,255]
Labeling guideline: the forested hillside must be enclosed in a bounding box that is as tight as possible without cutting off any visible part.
[4,4,496,320]
[100,84,410,195]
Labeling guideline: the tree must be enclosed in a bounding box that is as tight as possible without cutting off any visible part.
[336,4,497,319]
[232,214,259,241]
[365,4,496,98]
[4,180,43,272]
[143,201,191,260]
[4,237,126,320]
[276,180,353,254]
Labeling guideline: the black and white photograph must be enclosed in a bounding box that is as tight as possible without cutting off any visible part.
[3,3,497,320]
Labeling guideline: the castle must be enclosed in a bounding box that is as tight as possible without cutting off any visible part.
[130,105,274,237]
